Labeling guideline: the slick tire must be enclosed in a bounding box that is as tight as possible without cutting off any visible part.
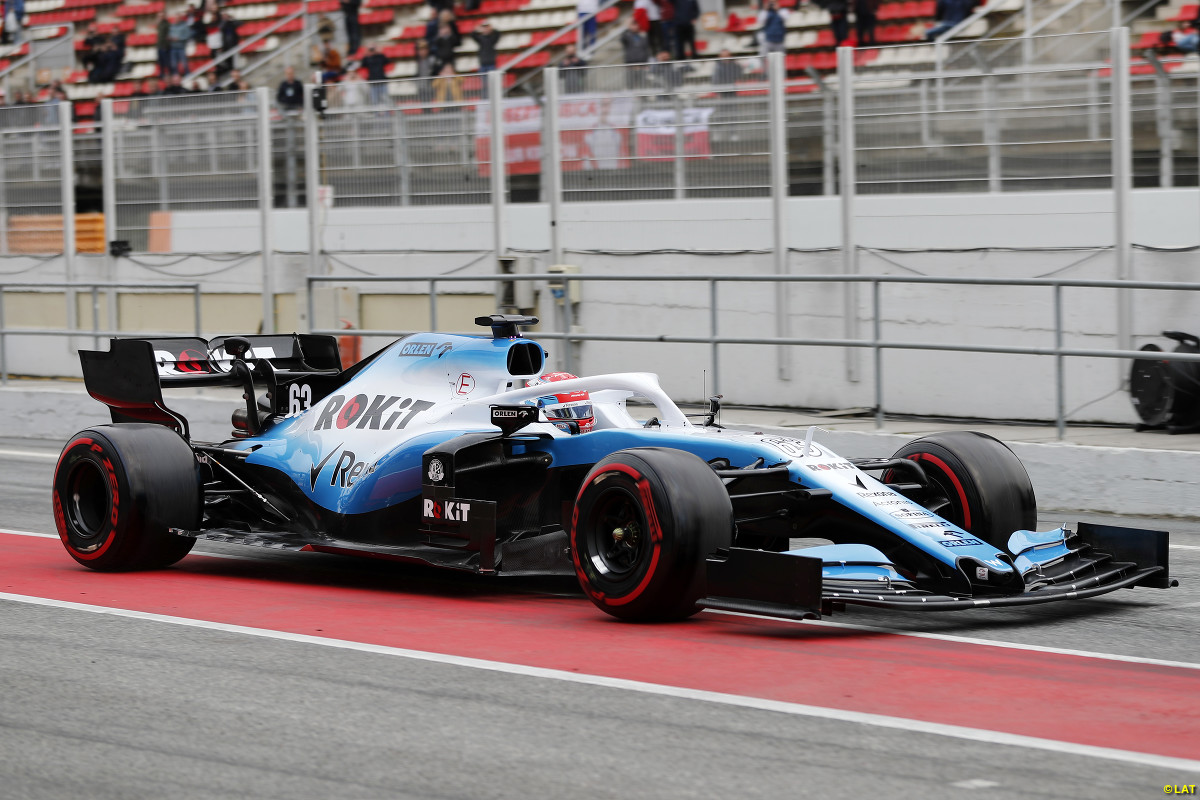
[890,431,1036,552]
[54,424,200,571]
[570,447,732,622]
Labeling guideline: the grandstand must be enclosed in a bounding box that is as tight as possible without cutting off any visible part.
[0,0,1116,120]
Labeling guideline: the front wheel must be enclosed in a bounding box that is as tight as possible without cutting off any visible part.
[570,447,732,622]
[54,424,200,571]
[890,431,1036,552]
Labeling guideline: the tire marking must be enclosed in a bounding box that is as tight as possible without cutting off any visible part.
[1,589,1197,775]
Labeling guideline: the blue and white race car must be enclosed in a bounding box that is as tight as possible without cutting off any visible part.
[53,315,1175,621]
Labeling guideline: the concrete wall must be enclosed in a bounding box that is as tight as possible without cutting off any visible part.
[3,188,1198,422]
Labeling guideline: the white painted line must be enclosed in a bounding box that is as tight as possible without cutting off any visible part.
[1172,544,1200,552]
[0,447,58,460]
[2,528,58,539]
[0,590,1196,774]
[705,610,1200,671]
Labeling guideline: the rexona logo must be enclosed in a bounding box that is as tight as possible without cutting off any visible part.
[423,499,471,522]
[891,508,932,520]
[309,444,379,490]
[314,395,435,431]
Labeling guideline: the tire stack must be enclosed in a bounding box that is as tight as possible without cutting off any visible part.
[1130,331,1200,434]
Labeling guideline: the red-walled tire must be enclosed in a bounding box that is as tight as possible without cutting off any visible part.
[570,447,732,622]
[890,431,1036,552]
[53,425,200,571]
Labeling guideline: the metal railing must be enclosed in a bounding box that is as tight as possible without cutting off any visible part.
[0,281,203,383]
[307,272,1200,440]
[0,25,75,95]
[184,5,308,88]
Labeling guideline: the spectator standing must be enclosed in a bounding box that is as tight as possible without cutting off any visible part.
[432,61,462,103]
[216,11,239,79]
[432,22,459,72]
[757,0,788,54]
[633,0,663,53]
[711,47,740,94]
[472,19,499,72]
[277,65,304,109]
[650,50,680,96]
[156,12,171,76]
[621,17,650,88]
[81,24,103,73]
[559,43,588,93]
[855,0,878,46]
[816,0,848,46]
[3,0,23,45]
[925,0,972,41]
[673,0,698,60]
[656,0,676,59]
[361,44,389,104]
[415,39,437,103]
[341,0,362,56]
[341,69,365,107]
[190,4,207,46]
[317,14,336,44]
[169,14,192,75]
[575,0,598,52]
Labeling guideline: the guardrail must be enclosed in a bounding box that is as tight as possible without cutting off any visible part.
[307,272,1200,441]
[0,282,203,384]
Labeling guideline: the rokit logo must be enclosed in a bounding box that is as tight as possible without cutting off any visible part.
[805,462,856,471]
[313,394,435,431]
[941,538,985,548]
[309,444,380,490]
[423,498,471,522]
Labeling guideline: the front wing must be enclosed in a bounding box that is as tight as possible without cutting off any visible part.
[699,521,1174,620]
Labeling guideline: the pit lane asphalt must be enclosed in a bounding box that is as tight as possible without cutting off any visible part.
[1,438,1197,799]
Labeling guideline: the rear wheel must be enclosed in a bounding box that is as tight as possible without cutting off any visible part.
[890,431,1036,552]
[570,448,732,621]
[54,424,200,571]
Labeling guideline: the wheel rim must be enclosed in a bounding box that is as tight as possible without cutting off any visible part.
[66,460,111,542]
[918,466,967,530]
[585,486,648,580]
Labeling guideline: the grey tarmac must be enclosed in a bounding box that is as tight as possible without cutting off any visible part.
[1,438,1197,799]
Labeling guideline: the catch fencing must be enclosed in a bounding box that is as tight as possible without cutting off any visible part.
[306,271,1200,441]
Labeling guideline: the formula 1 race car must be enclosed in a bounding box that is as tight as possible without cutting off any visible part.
[53,315,1176,622]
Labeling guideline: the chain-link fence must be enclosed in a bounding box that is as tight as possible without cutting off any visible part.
[0,103,68,256]
[852,31,1119,194]
[316,75,493,209]
[109,91,265,253]
[548,59,776,201]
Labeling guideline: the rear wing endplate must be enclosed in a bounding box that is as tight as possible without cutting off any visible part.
[79,334,342,439]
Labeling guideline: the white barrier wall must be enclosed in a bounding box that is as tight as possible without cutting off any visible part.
[7,188,1199,424]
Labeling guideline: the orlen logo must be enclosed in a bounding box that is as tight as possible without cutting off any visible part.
[423,499,471,522]
[399,342,437,357]
[314,395,435,431]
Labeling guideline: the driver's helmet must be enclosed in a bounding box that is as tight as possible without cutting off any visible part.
[528,372,594,433]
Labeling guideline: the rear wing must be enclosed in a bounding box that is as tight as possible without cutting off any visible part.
[80,334,344,440]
